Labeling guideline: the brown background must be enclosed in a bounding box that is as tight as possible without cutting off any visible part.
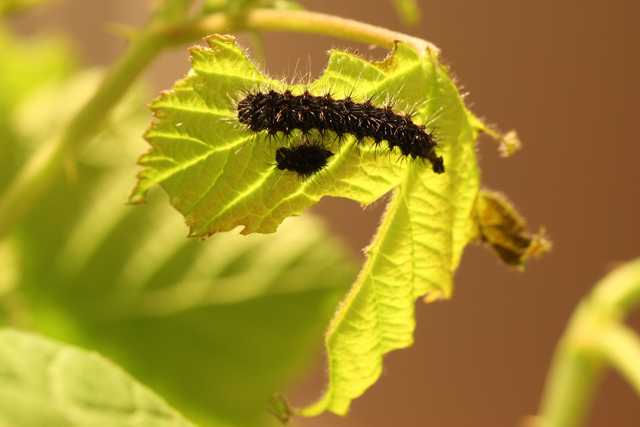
[10,0,640,426]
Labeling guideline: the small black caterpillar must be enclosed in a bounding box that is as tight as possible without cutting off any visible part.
[237,89,444,174]
[275,140,334,180]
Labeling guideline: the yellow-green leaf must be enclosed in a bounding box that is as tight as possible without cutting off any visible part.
[132,35,545,416]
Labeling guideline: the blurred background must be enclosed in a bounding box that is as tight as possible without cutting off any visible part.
[8,0,640,426]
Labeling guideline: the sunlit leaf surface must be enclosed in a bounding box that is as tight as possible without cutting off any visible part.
[133,35,486,415]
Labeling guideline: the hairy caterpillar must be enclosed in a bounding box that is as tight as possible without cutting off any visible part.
[274,139,334,179]
[237,89,444,174]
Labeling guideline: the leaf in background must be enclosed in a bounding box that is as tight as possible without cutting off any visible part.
[0,26,76,192]
[131,35,487,415]
[131,35,478,239]
[6,67,358,427]
[0,328,196,427]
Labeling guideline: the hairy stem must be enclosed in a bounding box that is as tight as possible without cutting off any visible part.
[166,9,439,55]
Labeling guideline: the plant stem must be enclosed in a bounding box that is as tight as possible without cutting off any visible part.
[590,258,640,314]
[536,303,604,427]
[596,324,640,397]
[166,9,439,55]
[536,258,640,427]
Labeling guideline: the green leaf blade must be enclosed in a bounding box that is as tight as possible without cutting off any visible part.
[0,329,196,427]
[133,37,455,236]
[303,135,480,416]
[301,47,481,415]
[133,35,485,417]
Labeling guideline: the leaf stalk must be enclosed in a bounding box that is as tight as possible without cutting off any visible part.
[168,9,439,55]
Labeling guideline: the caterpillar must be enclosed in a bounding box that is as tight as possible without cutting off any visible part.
[274,140,334,180]
[237,89,444,174]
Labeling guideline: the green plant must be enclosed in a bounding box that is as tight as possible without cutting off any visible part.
[0,1,637,427]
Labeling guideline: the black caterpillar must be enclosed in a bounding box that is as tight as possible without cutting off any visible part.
[237,89,444,174]
[275,140,334,180]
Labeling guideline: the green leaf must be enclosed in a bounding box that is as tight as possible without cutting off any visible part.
[0,28,75,115]
[0,328,196,427]
[8,69,357,426]
[132,35,485,415]
[132,36,478,237]
[0,27,76,192]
